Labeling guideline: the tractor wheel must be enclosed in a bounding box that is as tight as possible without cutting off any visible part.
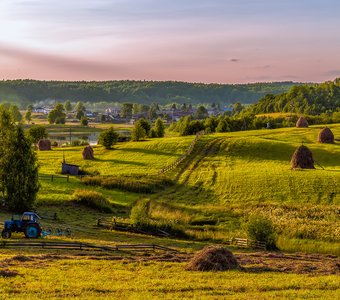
[1,230,11,239]
[24,224,41,238]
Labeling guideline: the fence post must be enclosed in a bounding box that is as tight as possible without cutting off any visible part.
[51,175,54,182]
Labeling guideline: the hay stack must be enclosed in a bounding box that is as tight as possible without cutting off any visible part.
[38,139,51,151]
[186,246,239,271]
[296,116,308,128]
[317,127,334,144]
[82,146,94,160]
[291,145,315,169]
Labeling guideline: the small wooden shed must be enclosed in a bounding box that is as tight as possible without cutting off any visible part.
[61,163,79,175]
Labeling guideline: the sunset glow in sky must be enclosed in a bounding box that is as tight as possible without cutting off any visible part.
[0,0,339,83]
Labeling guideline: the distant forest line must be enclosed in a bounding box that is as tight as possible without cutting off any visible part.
[251,78,340,115]
[0,80,297,107]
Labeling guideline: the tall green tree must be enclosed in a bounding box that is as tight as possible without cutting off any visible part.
[154,118,165,137]
[24,110,32,124]
[48,103,66,124]
[131,122,146,141]
[121,103,133,118]
[75,101,86,120]
[0,108,39,212]
[194,106,208,119]
[9,105,22,122]
[136,118,151,136]
[64,100,72,112]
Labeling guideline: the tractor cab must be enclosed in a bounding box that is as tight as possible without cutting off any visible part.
[2,212,42,239]
[21,212,41,223]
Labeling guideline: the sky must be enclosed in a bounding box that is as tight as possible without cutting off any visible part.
[0,0,339,83]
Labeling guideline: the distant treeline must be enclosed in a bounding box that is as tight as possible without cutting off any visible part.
[252,79,340,115]
[0,79,297,107]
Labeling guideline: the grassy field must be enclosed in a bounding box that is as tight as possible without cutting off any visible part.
[0,123,339,299]
[0,252,339,299]
[34,124,340,252]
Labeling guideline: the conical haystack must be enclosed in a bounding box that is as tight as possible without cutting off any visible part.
[296,116,308,128]
[82,145,94,160]
[186,246,239,271]
[317,127,334,143]
[291,145,315,169]
[38,139,51,151]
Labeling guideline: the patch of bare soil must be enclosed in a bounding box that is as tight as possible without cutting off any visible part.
[0,269,19,277]
[235,251,340,275]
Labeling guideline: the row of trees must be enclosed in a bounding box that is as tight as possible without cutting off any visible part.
[47,101,88,125]
[98,118,165,149]
[170,109,340,136]
[251,79,340,115]
[0,79,295,106]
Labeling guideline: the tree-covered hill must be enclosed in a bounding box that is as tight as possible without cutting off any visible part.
[0,79,297,106]
[252,79,340,115]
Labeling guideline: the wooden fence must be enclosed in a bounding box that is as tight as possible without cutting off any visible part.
[97,218,171,237]
[225,238,266,250]
[0,241,178,253]
[38,174,70,182]
[159,130,207,175]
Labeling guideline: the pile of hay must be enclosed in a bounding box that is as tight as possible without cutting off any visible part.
[186,246,239,271]
[296,117,308,128]
[317,127,334,143]
[82,146,94,160]
[291,145,315,169]
[38,139,51,151]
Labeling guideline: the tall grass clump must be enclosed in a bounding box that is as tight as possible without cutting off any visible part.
[245,214,277,249]
[130,199,186,237]
[82,175,174,194]
[73,189,112,213]
[130,198,150,227]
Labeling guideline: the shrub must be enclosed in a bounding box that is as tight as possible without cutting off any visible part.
[130,198,150,227]
[27,125,48,144]
[98,127,119,149]
[71,139,81,146]
[80,116,88,126]
[245,214,277,249]
[73,189,112,213]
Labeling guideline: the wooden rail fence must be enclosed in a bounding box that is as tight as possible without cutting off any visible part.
[97,218,171,237]
[159,130,207,175]
[0,241,178,253]
[225,238,267,250]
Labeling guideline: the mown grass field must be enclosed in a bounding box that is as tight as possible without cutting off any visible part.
[0,253,339,299]
[0,123,339,299]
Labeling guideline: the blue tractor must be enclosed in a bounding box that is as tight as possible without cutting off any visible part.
[1,212,42,239]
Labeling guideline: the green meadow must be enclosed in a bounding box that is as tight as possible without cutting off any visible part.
[0,123,339,299]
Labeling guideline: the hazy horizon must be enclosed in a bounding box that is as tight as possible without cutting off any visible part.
[1,0,339,84]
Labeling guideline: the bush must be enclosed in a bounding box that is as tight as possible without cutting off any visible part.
[27,125,48,144]
[245,214,277,249]
[130,198,150,227]
[98,127,119,149]
[73,189,112,213]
